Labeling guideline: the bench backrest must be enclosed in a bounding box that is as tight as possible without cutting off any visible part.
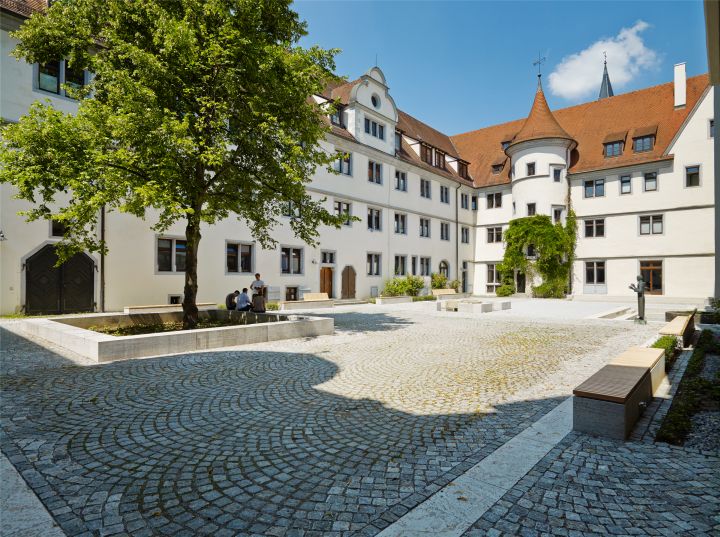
[303,292,330,301]
[432,289,457,296]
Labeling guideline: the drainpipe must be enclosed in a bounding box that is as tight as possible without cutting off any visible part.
[715,86,720,299]
[455,184,460,282]
[100,204,106,312]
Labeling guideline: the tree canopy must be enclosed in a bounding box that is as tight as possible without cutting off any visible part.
[0,0,347,326]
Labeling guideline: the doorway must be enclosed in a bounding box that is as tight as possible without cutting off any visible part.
[25,244,95,314]
[640,260,663,295]
[516,271,526,294]
[341,265,356,299]
[320,266,333,298]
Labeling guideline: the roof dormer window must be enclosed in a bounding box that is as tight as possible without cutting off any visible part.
[434,151,446,170]
[604,141,623,158]
[491,164,503,174]
[330,106,343,127]
[458,161,469,179]
[632,126,657,153]
[421,144,433,165]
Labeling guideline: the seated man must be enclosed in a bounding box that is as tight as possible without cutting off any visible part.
[225,289,240,310]
[236,288,252,312]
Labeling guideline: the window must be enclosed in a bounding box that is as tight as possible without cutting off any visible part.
[367,208,382,231]
[169,295,182,305]
[553,168,562,182]
[487,192,502,209]
[620,175,632,195]
[640,260,663,294]
[585,261,606,284]
[50,219,66,237]
[685,166,700,187]
[285,287,299,301]
[640,215,663,235]
[584,178,605,198]
[421,145,433,164]
[471,196,478,211]
[394,213,407,234]
[487,227,502,243]
[419,218,431,238]
[526,162,536,176]
[553,207,564,224]
[38,60,85,97]
[394,255,407,276]
[584,219,605,238]
[458,162,469,179]
[364,118,385,140]
[643,172,657,192]
[368,160,382,184]
[367,253,381,276]
[461,227,470,244]
[395,170,407,191]
[334,152,352,175]
[487,264,501,293]
[527,203,536,216]
[460,193,469,209]
[440,185,450,204]
[439,261,449,277]
[321,251,335,264]
[491,164,503,174]
[434,151,446,169]
[420,178,431,199]
[281,247,303,274]
[527,244,536,258]
[411,256,418,275]
[604,141,623,157]
[395,132,402,152]
[371,94,380,108]
[420,257,431,276]
[440,222,450,241]
[226,243,253,273]
[157,237,186,272]
[330,108,342,126]
[334,201,352,226]
[710,119,715,138]
[633,136,654,152]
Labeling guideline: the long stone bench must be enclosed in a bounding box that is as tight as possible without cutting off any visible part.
[609,347,666,394]
[123,303,216,314]
[432,289,458,300]
[375,296,413,305]
[659,313,695,348]
[279,292,334,311]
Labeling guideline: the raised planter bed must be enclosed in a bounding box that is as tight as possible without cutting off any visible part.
[375,296,413,305]
[20,309,333,363]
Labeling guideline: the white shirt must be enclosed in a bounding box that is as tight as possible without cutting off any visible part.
[250,279,265,293]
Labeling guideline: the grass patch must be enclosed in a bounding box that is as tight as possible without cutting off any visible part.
[655,330,720,445]
[651,335,679,371]
[89,319,237,336]
[412,295,437,302]
[266,302,279,311]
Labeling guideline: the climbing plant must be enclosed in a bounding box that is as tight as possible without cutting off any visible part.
[497,212,576,298]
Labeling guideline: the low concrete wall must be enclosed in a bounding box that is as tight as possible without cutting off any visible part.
[280,300,334,311]
[21,312,333,363]
[457,302,493,314]
[375,296,413,305]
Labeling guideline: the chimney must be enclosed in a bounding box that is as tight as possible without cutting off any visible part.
[674,63,686,108]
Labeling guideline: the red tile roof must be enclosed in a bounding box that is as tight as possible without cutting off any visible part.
[0,0,45,17]
[508,78,574,148]
[452,73,710,188]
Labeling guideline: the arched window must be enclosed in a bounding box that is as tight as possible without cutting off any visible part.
[439,260,449,277]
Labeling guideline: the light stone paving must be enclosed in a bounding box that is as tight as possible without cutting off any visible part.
[1,304,714,537]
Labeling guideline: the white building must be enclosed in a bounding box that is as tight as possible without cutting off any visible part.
[0,1,715,314]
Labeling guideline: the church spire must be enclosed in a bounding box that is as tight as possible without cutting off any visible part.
[598,53,614,100]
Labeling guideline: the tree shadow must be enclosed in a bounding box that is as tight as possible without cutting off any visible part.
[310,310,415,333]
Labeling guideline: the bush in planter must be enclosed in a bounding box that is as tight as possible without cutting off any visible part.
[431,272,448,290]
[383,275,425,297]
[448,279,460,292]
[404,275,425,296]
[652,335,679,370]
[266,302,279,311]
[496,283,515,297]
[531,279,566,299]
[412,295,437,302]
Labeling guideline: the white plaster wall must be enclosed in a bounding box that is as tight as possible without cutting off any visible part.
[510,143,568,217]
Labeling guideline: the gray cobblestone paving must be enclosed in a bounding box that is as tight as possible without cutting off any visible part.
[1,309,663,536]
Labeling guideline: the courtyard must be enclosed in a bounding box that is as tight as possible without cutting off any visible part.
[2,302,718,536]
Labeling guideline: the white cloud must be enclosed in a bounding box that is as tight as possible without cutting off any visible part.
[548,21,660,101]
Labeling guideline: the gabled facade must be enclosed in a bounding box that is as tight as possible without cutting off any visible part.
[0,0,715,314]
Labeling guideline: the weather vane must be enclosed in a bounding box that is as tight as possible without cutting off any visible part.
[603,50,607,64]
[533,51,546,78]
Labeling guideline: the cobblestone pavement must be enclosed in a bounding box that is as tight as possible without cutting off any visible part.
[1,306,707,537]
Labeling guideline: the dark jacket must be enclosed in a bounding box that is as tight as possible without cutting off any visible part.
[225,293,237,310]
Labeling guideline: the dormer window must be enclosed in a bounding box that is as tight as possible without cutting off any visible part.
[458,162,469,179]
[395,132,402,152]
[604,141,623,157]
[491,164,503,174]
[434,151,446,170]
[330,107,343,126]
[421,145,433,165]
[633,136,654,152]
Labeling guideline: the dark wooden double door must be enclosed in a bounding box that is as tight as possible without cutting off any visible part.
[25,245,95,314]
[640,260,663,295]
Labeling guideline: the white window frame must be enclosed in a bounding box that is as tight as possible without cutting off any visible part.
[394,213,407,235]
[225,241,254,274]
[643,172,658,192]
[367,207,382,231]
[395,170,407,192]
[461,226,470,244]
[280,246,304,275]
[440,222,450,241]
[639,214,663,235]
[419,217,431,238]
[367,252,381,276]
[620,175,632,195]
[684,165,701,188]
[394,255,407,276]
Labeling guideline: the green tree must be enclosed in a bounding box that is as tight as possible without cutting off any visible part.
[0,0,347,328]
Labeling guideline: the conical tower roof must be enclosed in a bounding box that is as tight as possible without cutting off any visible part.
[598,60,614,99]
[508,76,575,149]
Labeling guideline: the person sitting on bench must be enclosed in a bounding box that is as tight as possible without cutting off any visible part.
[236,288,252,312]
[225,289,239,310]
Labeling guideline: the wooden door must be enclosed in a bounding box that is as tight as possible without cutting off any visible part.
[26,244,94,314]
[341,266,356,299]
[320,267,333,298]
[640,260,663,295]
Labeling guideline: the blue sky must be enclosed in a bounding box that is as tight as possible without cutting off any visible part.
[294,1,709,135]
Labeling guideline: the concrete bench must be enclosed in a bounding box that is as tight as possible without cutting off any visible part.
[573,362,653,440]
[456,301,492,313]
[659,314,695,348]
[432,289,458,300]
[609,347,666,394]
[437,299,463,312]
[123,303,216,314]
[279,292,334,311]
[375,296,413,305]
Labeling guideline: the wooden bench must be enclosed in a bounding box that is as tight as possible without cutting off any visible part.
[123,303,216,314]
[279,292,334,311]
[609,347,666,394]
[659,313,695,348]
[432,289,457,300]
[573,363,653,440]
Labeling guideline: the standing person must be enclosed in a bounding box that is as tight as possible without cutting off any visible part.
[236,288,252,312]
[250,273,266,313]
[225,290,239,310]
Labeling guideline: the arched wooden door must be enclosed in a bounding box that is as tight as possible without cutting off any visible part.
[341,265,356,299]
[25,245,95,314]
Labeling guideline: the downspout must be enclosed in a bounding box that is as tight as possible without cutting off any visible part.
[715,85,720,299]
[455,184,460,282]
[100,204,106,312]
[565,146,573,296]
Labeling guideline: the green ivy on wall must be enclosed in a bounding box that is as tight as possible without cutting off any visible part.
[497,211,577,298]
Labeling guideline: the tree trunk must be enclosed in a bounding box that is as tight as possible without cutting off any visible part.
[182,210,202,330]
